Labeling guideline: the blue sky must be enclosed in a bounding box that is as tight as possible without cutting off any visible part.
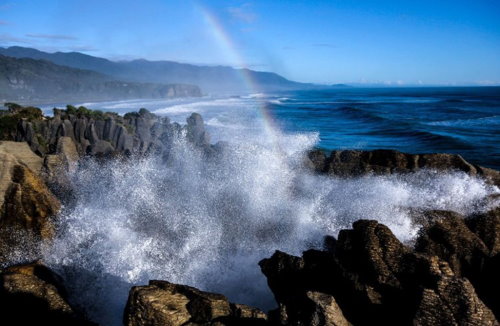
[1,0,499,85]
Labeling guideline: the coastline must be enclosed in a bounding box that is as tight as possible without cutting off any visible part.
[0,104,498,325]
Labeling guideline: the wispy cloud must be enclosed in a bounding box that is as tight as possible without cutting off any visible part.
[0,20,8,25]
[282,46,295,50]
[0,3,13,11]
[475,80,500,86]
[246,63,268,69]
[0,33,34,44]
[67,45,98,52]
[227,3,257,23]
[312,43,336,48]
[26,33,78,40]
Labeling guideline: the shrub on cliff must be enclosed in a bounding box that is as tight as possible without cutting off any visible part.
[0,103,43,139]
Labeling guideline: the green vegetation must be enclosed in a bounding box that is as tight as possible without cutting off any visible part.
[36,134,48,153]
[64,105,117,120]
[124,111,140,119]
[139,108,151,115]
[124,124,135,134]
[0,115,19,137]
[4,102,22,111]
[0,103,44,138]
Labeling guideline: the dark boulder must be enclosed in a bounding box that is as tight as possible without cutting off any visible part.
[260,219,498,326]
[0,261,95,325]
[415,208,500,319]
[308,149,500,186]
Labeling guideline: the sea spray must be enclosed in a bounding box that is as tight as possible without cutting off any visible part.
[42,125,500,325]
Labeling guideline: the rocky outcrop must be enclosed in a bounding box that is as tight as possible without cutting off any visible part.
[308,149,500,186]
[415,208,500,320]
[260,216,499,326]
[1,105,211,158]
[0,141,60,262]
[0,261,95,325]
[124,280,267,326]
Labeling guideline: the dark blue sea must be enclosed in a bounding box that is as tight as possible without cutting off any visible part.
[267,87,500,170]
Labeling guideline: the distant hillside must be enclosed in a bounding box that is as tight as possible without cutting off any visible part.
[0,54,201,103]
[0,46,315,93]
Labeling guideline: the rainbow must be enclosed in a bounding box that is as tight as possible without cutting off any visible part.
[194,2,284,151]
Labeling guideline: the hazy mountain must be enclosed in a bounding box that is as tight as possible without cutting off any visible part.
[0,54,201,103]
[0,46,314,94]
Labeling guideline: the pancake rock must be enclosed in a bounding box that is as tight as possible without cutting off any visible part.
[0,141,60,262]
[415,208,500,320]
[124,280,267,326]
[308,149,500,186]
[1,104,210,158]
[260,215,499,326]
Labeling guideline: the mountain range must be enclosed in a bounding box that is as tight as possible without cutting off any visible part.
[0,54,203,103]
[0,46,316,103]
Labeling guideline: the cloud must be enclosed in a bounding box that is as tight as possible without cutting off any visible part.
[26,33,78,40]
[312,43,336,48]
[0,3,13,11]
[246,63,268,69]
[227,3,257,23]
[0,20,8,25]
[0,33,35,44]
[67,45,98,52]
[475,80,500,86]
[282,46,295,50]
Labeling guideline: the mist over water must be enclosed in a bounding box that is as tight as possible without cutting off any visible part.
[42,95,500,326]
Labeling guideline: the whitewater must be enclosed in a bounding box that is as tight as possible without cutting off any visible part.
[40,95,499,325]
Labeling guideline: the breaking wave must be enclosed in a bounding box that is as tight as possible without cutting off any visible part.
[43,119,499,325]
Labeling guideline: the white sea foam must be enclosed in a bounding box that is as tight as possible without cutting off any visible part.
[40,97,499,325]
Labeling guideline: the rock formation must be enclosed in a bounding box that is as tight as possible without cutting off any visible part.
[124,280,267,326]
[308,149,500,186]
[0,261,95,325]
[415,208,500,320]
[0,141,60,262]
[259,211,500,326]
[1,104,211,158]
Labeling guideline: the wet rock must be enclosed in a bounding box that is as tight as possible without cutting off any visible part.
[415,210,489,280]
[0,261,95,325]
[89,139,114,156]
[308,149,500,186]
[186,113,210,147]
[124,280,267,326]
[260,219,498,326]
[43,137,79,199]
[415,208,500,319]
[307,150,327,173]
[304,291,351,326]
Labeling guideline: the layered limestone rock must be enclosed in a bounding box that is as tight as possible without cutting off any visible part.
[308,149,500,186]
[1,105,212,159]
[124,280,267,326]
[0,142,60,262]
[415,208,500,320]
[260,216,499,326]
[0,261,95,325]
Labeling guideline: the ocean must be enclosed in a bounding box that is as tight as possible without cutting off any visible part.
[64,86,500,170]
[38,87,500,325]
